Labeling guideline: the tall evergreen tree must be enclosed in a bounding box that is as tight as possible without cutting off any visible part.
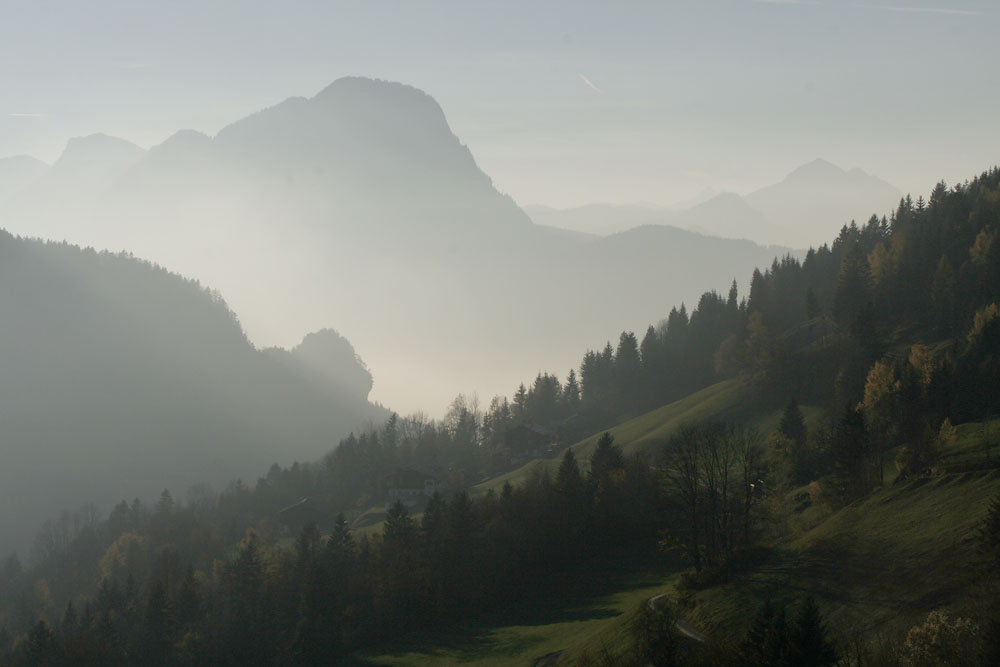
[589,432,624,484]
[788,595,837,666]
[555,449,584,497]
[778,399,807,447]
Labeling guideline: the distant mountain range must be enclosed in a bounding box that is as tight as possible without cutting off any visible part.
[0,77,792,412]
[0,231,384,555]
[524,159,902,248]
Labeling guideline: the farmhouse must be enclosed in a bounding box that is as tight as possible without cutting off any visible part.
[385,468,443,510]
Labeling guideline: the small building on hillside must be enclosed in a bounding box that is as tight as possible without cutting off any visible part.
[503,423,556,465]
[385,468,443,511]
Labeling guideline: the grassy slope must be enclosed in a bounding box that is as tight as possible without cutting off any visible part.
[358,548,681,666]
[362,400,1000,664]
[666,417,1000,645]
[474,379,823,496]
[474,380,745,496]
[558,419,1000,660]
[359,387,1000,664]
[360,381,825,665]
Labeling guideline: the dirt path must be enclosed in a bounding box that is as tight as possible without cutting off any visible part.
[648,593,707,643]
[532,649,564,666]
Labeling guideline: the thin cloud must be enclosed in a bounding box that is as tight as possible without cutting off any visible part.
[856,4,982,15]
[7,113,48,118]
[578,73,603,94]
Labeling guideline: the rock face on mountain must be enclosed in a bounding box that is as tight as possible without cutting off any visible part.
[0,231,384,555]
[0,77,788,412]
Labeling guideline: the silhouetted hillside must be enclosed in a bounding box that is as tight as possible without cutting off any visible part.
[0,232,384,555]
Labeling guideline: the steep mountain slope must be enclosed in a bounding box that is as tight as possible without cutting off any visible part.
[745,158,901,248]
[0,77,791,412]
[0,231,384,555]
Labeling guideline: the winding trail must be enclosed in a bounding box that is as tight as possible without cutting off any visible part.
[648,593,707,643]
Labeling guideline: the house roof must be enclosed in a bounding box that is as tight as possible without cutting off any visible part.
[385,467,439,490]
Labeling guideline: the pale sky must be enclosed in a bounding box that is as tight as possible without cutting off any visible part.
[2,0,997,208]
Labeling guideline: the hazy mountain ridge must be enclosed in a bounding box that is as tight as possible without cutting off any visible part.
[528,159,902,248]
[0,231,384,555]
[0,77,794,411]
[745,158,902,247]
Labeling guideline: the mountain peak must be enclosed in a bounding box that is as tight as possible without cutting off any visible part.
[55,133,145,169]
[310,76,453,138]
[156,129,212,151]
[784,158,846,183]
[0,154,48,170]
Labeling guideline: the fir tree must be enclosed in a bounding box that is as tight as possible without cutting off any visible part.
[788,595,837,666]
[555,448,584,497]
[778,399,807,447]
[589,432,624,484]
[22,619,57,666]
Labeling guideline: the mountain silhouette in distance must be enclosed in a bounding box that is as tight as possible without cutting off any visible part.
[745,158,901,247]
[1,77,790,412]
[528,160,901,248]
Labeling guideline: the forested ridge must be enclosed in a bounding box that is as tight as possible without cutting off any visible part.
[0,231,384,558]
[3,167,1000,664]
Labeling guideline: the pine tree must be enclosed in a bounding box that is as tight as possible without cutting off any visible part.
[154,489,174,516]
[806,287,820,342]
[141,578,173,664]
[22,619,57,666]
[739,600,788,666]
[383,500,416,546]
[328,512,355,559]
[60,600,78,638]
[295,522,322,576]
[174,566,201,630]
[421,492,447,542]
[562,369,581,414]
[589,432,624,484]
[788,595,837,666]
[512,383,528,421]
[832,406,870,502]
[778,399,807,447]
[833,243,871,327]
[555,449,584,497]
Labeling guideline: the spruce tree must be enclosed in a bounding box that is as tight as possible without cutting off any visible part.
[555,449,584,497]
[779,399,807,447]
[788,595,837,666]
[589,432,624,484]
[739,600,788,666]
[22,620,57,666]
